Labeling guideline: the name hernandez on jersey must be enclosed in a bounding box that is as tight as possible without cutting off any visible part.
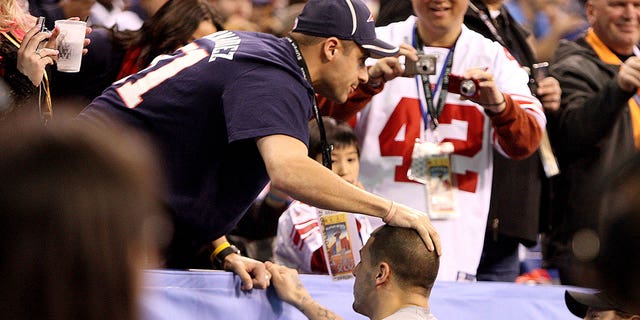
[113,31,242,109]
[356,17,544,281]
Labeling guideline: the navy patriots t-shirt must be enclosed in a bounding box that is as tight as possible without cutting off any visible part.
[80,31,314,266]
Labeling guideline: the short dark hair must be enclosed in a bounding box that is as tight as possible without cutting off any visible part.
[0,115,169,320]
[289,32,360,58]
[368,226,439,292]
[308,116,359,158]
[288,32,325,46]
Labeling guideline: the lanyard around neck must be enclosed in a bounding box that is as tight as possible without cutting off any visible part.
[286,37,332,169]
[412,25,456,129]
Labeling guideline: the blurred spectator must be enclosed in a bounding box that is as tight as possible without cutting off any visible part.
[127,0,168,20]
[1,0,61,122]
[565,290,639,320]
[273,0,304,34]
[505,0,588,61]
[90,0,143,30]
[28,0,94,29]
[375,0,412,26]
[274,117,375,274]
[209,0,259,31]
[51,0,222,108]
[0,79,11,109]
[546,0,640,286]
[0,113,169,320]
[596,152,640,314]
[250,0,284,35]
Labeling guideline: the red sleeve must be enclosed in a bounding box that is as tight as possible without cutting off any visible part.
[316,83,385,122]
[488,94,543,160]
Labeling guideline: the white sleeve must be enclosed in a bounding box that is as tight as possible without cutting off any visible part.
[273,201,323,274]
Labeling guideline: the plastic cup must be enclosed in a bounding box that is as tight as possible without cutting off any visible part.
[54,20,86,73]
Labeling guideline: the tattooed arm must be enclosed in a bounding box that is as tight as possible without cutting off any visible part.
[265,262,343,320]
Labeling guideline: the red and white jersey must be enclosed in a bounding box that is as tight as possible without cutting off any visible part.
[356,17,544,281]
[274,201,378,274]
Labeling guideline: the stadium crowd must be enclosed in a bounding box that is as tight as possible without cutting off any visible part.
[1,0,638,319]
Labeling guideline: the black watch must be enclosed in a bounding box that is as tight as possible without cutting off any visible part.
[213,244,240,269]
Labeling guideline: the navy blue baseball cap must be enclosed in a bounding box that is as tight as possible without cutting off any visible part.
[292,0,399,58]
[565,290,634,317]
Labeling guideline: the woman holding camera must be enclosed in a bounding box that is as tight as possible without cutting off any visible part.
[51,0,223,109]
[0,0,58,121]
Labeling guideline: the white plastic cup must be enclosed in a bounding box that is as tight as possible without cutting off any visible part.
[54,20,86,73]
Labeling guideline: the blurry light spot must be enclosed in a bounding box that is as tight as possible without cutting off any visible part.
[572,228,600,262]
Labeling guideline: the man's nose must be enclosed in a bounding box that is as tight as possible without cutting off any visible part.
[359,66,369,84]
[623,2,639,17]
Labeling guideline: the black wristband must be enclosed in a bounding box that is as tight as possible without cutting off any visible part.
[213,245,240,269]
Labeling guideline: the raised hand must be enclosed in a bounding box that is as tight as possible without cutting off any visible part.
[17,21,58,86]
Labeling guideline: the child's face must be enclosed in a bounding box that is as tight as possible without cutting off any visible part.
[315,144,360,185]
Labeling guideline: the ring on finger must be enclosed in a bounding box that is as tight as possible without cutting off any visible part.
[35,48,43,57]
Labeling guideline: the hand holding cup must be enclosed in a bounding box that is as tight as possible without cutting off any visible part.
[54,19,87,73]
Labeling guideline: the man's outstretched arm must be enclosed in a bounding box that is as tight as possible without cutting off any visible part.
[256,134,441,255]
[266,262,343,320]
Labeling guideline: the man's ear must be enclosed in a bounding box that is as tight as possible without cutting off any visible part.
[323,37,340,61]
[585,0,595,25]
[375,262,391,287]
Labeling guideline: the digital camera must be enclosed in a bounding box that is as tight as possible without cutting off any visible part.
[448,74,480,98]
[36,17,49,51]
[403,54,437,77]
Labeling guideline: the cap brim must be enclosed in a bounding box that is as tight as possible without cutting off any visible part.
[565,291,616,318]
[358,39,399,58]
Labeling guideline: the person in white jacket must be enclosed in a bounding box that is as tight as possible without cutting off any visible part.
[353,0,545,281]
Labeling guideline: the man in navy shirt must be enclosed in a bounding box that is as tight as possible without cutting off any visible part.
[80,0,440,291]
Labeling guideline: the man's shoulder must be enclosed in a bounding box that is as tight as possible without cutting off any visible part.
[206,31,303,84]
[375,16,415,42]
[554,38,593,59]
[383,306,435,320]
[199,31,293,65]
[458,25,506,55]
[461,25,497,44]
[552,38,605,73]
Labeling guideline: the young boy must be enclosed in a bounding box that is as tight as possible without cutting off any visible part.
[274,117,378,274]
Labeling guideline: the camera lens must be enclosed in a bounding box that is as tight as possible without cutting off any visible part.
[460,80,476,97]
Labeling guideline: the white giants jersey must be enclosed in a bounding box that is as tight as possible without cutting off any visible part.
[356,17,544,281]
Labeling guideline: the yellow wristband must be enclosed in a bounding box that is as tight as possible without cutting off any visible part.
[211,242,231,260]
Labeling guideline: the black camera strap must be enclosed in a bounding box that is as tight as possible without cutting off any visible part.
[413,25,456,129]
[468,2,506,47]
[286,37,332,169]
